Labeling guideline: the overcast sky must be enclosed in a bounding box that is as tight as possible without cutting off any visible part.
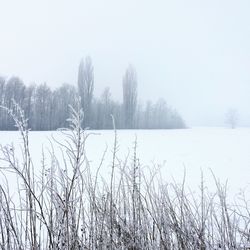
[0,0,250,126]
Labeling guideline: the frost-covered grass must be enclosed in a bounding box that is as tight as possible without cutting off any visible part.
[0,104,250,249]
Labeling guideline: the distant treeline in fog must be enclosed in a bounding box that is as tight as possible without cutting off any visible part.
[0,57,185,130]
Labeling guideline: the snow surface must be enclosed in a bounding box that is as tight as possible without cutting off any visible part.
[0,127,250,197]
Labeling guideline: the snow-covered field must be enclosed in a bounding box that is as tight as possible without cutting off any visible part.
[1,127,250,195]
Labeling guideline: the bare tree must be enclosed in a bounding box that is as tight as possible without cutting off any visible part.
[33,83,52,130]
[122,65,137,129]
[52,83,77,128]
[77,56,94,127]
[225,108,239,129]
[102,87,116,128]
[23,84,36,128]
[3,77,26,129]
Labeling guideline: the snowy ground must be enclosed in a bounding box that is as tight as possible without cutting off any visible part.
[0,127,250,197]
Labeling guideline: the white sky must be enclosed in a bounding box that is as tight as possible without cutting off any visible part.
[0,0,250,126]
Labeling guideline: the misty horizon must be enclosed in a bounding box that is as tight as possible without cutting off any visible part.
[1,0,250,127]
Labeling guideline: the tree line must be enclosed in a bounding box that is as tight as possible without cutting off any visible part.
[0,57,185,130]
